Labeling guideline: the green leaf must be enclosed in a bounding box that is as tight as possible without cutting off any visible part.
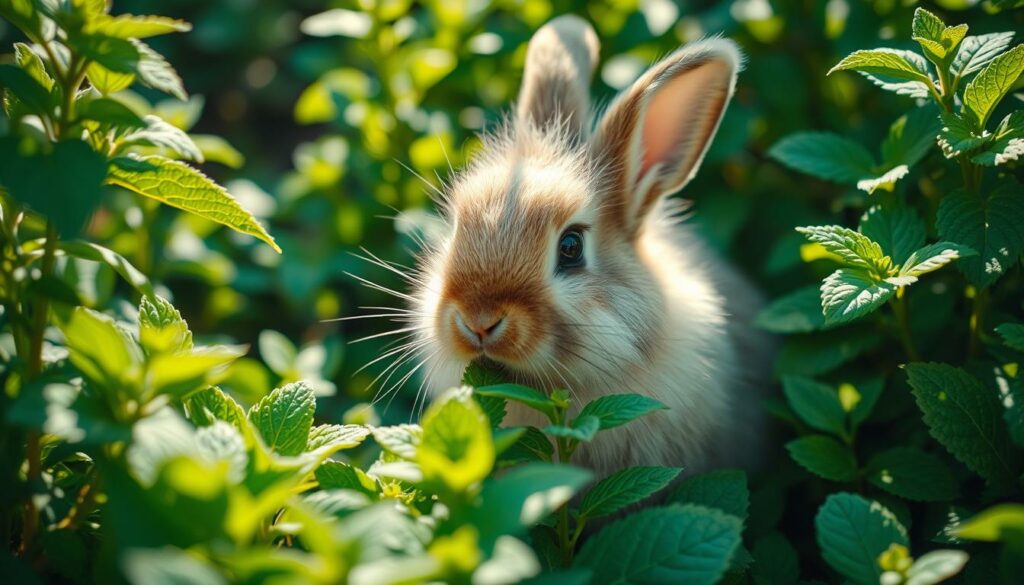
[796,225,890,272]
[76,97,148,129]
[857,50,934,98]
[417,389,495,491]
[580,466,682,519]
[122,115,203,161]
[782,376,847,437]
[475,463,592,545]
[996,322,1024,351]
[953,504,1024,543]
[952,32,1016,80]
[786,435,858,482]
[499,426,554,464]
[475,384,556,420]
[370,424,421,459]
[107,155,281,253]
[574,504,742,585]
[751,532,799,585]
[307,424,369,452]
[88,14,192,39]
[936,186,1024,288]
[971,111,1024,166]
[462,360,505,386]
[898,242,974,279]
[768,132,876,183]
[139,294,192,353]
[186,386,248,435]
[86,62,136,95]
[133,39,187,101]
[190,135,245,169]
[258,330,297,375]
[859,205,926,266]
[865,447,957,502]
[299,490,371,518]
[123,547,226,585]
[195,421,249,483]
[13,43,52,92]
[776,328,882,376]
[147,346,242,400]
[247,382,316,456]
[494,426,527,456]
[829,49,935,86]
[963,44,1024,128]
[0,0,41,38]
[754,285,827,334]
[543,415,600,442]
[815,493,909,585]
[938,111,991,157]
[576,393,668,430]
[1002,377,1024,450]
[880,105,941,170]
[69,33,140,73]
[911,8,967,63]
[59,240,153,297]
[820,268,897,326]
[905,550,969,585]
[847,378,884,427]
[60,307,143,395]
[911,8,946,45]
[905,363,1019,488]
[0,63,51,115]
[0,139,108,237]
[855,165,910,195]
[668,469,749,520]
[315,461,378,496]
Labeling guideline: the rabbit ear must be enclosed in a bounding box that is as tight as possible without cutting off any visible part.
[592,38,741,236]
[517,15,600,138]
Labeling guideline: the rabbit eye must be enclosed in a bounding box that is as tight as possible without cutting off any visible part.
[557,229,585,271]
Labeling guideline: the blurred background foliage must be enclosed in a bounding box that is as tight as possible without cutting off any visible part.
[2,0,1021,423]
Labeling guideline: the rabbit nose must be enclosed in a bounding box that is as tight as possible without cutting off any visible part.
[455,311,506,345]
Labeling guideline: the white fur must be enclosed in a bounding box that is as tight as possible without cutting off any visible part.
[389,18,773,479]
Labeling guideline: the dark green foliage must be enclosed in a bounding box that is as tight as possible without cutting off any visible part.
[2,1,1023,584]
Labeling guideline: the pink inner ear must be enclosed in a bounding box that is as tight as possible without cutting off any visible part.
[639,59,732,184]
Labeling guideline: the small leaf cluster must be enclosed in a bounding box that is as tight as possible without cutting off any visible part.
[467,362,752,584]
[0,0,276,249]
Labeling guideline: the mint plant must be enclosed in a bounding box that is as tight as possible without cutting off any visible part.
[3,2,1024,584]
[764,7,1024,584]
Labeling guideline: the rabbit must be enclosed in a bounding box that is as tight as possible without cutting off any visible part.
[383,15,774,479]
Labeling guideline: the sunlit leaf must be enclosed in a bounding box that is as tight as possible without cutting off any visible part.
[107,155,281,252]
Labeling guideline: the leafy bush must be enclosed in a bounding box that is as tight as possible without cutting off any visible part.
[2,1,1024,584]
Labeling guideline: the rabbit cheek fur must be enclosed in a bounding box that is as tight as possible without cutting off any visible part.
[404,16,773,478]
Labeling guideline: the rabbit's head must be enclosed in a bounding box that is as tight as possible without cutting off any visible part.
[405,16,741,393]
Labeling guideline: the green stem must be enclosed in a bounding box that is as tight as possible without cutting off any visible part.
[935,62,956,112]
[19,221,58,556]
[555,435,573,567]
[57,58,87,139]
[927,79,948,113]
[891,291,920,362]
[967,287,989,358]
[570,516,587,548]
[27,222,57,375]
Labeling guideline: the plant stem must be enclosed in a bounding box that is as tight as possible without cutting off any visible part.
[57,58,86,139]
[967,287,989,358]
[19,221,58,556]
[550,405,577,567]
[891,291,920,362]
[27,222,57,375]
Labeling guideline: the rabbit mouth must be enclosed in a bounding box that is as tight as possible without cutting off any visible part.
[469,356,556,391]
